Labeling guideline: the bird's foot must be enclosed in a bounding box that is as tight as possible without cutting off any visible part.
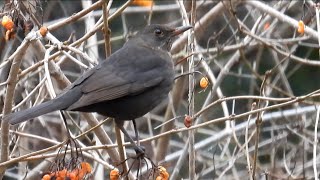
[134,145,145,158]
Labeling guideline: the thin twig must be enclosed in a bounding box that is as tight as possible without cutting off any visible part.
[313,106,319,180]
[0,31,38,176]
[102,0,112,57]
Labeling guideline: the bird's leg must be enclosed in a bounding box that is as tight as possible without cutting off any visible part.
[115,120,145,155]
[132,119,140,146]
[132,119,146,156]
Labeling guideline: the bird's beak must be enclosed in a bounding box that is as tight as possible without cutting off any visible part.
[172,25,193,36]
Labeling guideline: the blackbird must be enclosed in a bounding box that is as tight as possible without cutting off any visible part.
[5,24,192,153]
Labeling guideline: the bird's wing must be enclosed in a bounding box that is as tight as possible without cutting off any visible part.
[67,47,165,110]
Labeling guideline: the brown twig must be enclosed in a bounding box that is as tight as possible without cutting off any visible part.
[0,32,37,177]
[115,125,129,180]
[47,0,104,31]
[102,0,111,57]
[252,70,271,180]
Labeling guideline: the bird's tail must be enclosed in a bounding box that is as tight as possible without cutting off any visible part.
[5,98,66,125]
[4,87,82,125]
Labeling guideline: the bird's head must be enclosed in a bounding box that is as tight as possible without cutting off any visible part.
[137,24,192,51]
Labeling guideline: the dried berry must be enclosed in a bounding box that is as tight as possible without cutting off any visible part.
[184,115,192,128]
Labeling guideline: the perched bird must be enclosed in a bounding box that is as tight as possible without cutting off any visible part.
[5,24,192,153]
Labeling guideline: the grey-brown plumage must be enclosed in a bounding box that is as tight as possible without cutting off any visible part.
[5,24,192,153]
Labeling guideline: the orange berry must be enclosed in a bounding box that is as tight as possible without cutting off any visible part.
[158,166,169,179]
[263,22,270,30]
[57,169,67,178]
[81,162,92,173]
[42,174,51,180]
[77,170,85,179]
[132,0,153,7]
[71,168,85,179]
[162,171,169,179]
[200,77,209,88]
[297,20,304,35]
[71,168,80,177]
[68,172,77,180]
[156,176,163,180]
[184,115,192,128]
[39,26,48,37]
[110,169,120,180]
[2,16,14,30]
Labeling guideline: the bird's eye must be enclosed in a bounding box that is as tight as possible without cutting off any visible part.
[154,29,163,36]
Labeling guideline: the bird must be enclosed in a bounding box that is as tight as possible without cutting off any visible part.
[4,24,192,154]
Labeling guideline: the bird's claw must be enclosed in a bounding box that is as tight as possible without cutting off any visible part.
[134,145,145,157]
